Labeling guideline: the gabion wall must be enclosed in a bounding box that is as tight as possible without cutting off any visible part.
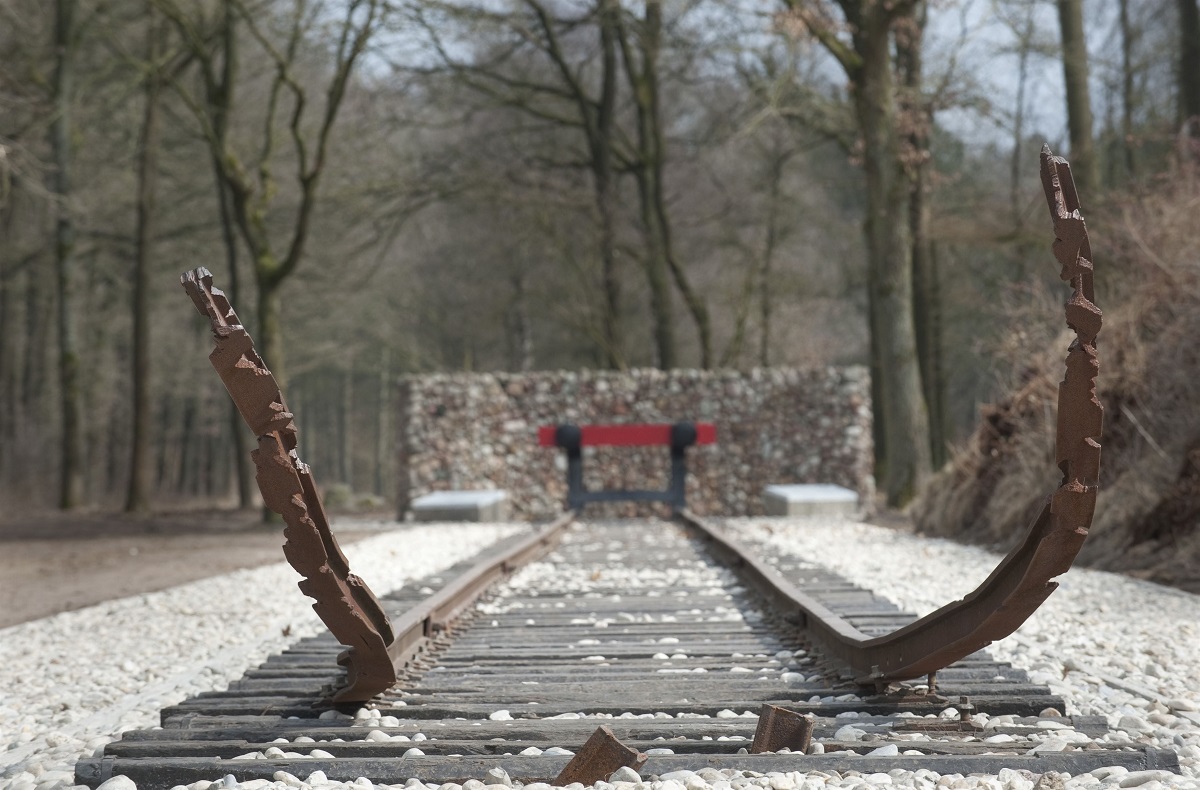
[397,368,874,520]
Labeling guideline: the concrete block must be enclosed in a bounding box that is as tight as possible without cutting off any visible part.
[412,490,508,522]
[763,484,859,518]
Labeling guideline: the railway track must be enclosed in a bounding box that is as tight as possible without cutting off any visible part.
[75,517,1177,789]
[74,148,1181,788]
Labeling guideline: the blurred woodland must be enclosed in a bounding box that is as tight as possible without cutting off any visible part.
[2,0,1199,519]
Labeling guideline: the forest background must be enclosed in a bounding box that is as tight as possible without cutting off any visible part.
[2,0,1198,527]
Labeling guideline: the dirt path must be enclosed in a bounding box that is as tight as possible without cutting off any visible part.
[0,510,380,629]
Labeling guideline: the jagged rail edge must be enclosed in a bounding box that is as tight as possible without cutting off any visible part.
[681,146,1103,685]
[181,267,396,703]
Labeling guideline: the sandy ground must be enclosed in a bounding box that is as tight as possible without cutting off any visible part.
[0,510,380,629]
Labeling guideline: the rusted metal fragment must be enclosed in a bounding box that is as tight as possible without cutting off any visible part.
[554,725,647,786]
[681,147,1103,685]
[1041,146,1103,495]
[181,267,395,703]
[750,704,814,754]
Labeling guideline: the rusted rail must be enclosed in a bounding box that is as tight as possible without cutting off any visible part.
[384,511,574,673]
[183,268,398,703]
[681,147,1103,687]
[183,268,575,702]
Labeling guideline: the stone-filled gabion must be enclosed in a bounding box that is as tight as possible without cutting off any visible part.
[397,367,874,520]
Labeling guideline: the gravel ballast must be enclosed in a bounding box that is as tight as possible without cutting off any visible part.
[0,521,520,790]
[4,517,1199,790]
[734,517,1200,788]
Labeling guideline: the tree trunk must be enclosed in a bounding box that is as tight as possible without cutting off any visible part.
[256,279,286,389]
[854,12,932,505]
[594,0,624,369]
[252,273,283,527]
[0,236,9,457]
[22,266,45,417]
[620,0,710,369]
[156,393,172,490]
[621,6,675,368]
[634,169,676,369]
[1119,0,1136,179]
[1010,7,1033,228]
[177,395,196,495]
[898,1,944,468]
[220,197,253,505]
[51,0,83,510]
[340,361,353,487]
[1056,0,1099,197]
[209,3,254,508]
[510,271,535,371]
[759,150,784,368]
[126,10,166,513]
[1179,0,1200,135]
[374,345,390,497]
[913,239,944,464]
[659,201,711,369]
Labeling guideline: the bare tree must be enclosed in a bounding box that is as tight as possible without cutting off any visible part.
[779,0,932,504]
[156,0,386,387]
[205,3,255,507]
[409,0,629,368]
[51,0,84,509]
[1118,0,1136,178]
[125,5,170,513]
[617,0,712,368]
[896,0,945,467]
[994,0,1054,227]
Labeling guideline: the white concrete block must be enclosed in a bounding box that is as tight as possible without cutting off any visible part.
[762,484,859,517]
[411,490,508,522]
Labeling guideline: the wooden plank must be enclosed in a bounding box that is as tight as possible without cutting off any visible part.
[77,748,1178,788]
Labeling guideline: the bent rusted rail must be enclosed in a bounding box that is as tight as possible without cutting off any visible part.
[183,267,575,702]
[183,268,397,703]
[682,147,1102,686]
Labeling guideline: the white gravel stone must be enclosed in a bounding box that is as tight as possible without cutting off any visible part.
[834,725,867,741]
[608,767,642,783]
[1117,771,1183,788]
[660,772,698,782]
[95,778,136,790]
